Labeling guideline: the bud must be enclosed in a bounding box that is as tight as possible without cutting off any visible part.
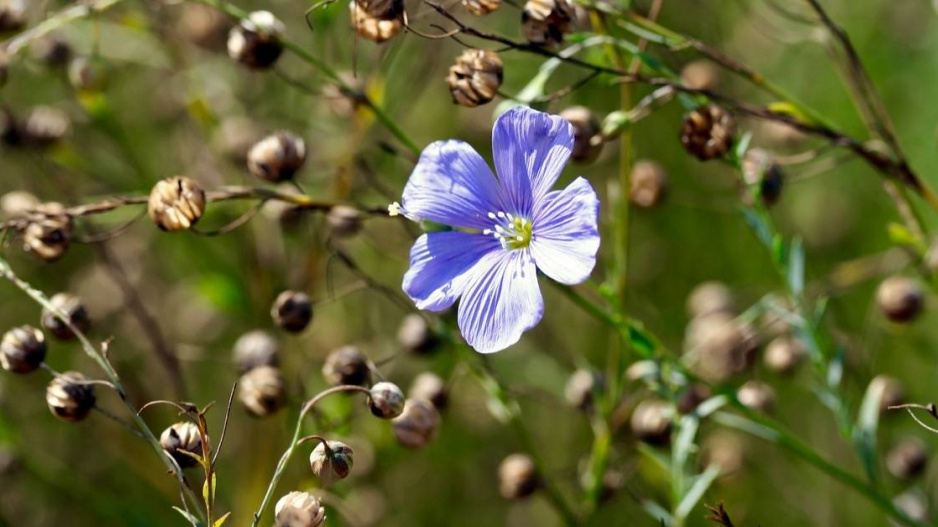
[22,106,71,147]
[233,330,280,373]
[630,159,668,208]
[680,105,736,161]
[349,0,404,43]
[147,176,207,232]
[741,148,784,206]
[323,346,371,386]
[227,11,285,69]
[238,365,286,417]
[680,60,720,91]
[46,371,95,422]
[392,398,441,448]
[0,0,26,33]
[676,384,712,415]
[886,437,927,481]
[869,375,905,414]
[0,190,38,220]
[67,56,109,92]
[446,49,503,108]
[763,335,805,375]
[23,202,72,262]
[160,421,204,468]
[247,132,307,182]
[275,491,326,527]
[686,281,735,319]
[271,290,313,332]
[498,453,539,499]
[876,276,924,322]
[736,380,775,413]
[563,368,603,411]
[630,400,672,445]
[462,0,500,15]
[559,106,602,163]
[33,37,73,69]
[0,325,46,374]
[521,0,576,47]
[178,3,231,50]
[396,314,438,355]
[409,372,447,410]
[367,381,405,419]
[326,205,363,238]
[309,440,354,484]
[40,293,90,340]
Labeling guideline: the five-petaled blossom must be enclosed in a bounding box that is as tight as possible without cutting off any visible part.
[391,106,600,353]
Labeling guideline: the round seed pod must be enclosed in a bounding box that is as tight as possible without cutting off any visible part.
[0,190,39,220]
[763,335,805,375]
[409,372,447,410]
[247,132,307,182]
[67,56,109,92]
[741,148,784,206]
[676,384,712,415]
[680,105,736,161]
[227,11,285,69]
[397,314,438,355]
[521,0,576,47]
[630,400,672,445]
[892,490,929,526]
[147,176,206,232]
[630,159,668,208]
[392,398,441,448]
[367,381,405,419]
[275,491,326,527]
[686,281,735,319]
[46,371,95,422]
[0,0,26,33]
[0,325,46,374]
[322,72,366,118]
[160,422,204,468]
[232,330,280,373]
[876,276,925,323]
[22,106,71,147]
[323,346,371,387]
[563,368,603,412]
[598,469,625,504]
[560,106,602,163]
[33,37,73,69]
[349,0,404,43]
[680,60,720,91]
[326,205,363,238]
[687,314,756,383]
[40,293,90,340]
[447,49,503,108]
[213,116,266,163]
[178,3,231,50]
[498,453,539,499]
[701,431,745,475]
[238,365,286,417]
[271,290,313,333]
[869,375,905,414]
[309,440,354,484]
[462,0,500,15]
[886,437,927,481]
[23,202,72,262]
[737,380,775,413]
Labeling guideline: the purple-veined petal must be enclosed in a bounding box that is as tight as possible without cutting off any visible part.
[530,177,600,285]
[402,140,501,230]
[492,106,574,216]
[457,249,543,353]
[403,231,500,311]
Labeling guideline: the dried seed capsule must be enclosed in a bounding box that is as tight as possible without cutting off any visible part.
[877,276,924,323]
[447,49,503,108]
[40,293,90,340]
[247,132,307,182]
[275,491,326,527]
[178,3,231,50]
[0,325,46,374]
[763,335,805,375]
[736,380,775,413]
[147,176,206,232]
[563,368,603,412]
[271,290,313,333]
[560,106,602,163]
[742,148,784,206]
[23,202,72,262]
[392,398,441,448]
[869,375,905,414]
[686,281,735,319]
[630,400,672,445]
[686,314,757,383]
[0,0,26,33]
[462,0,500,15]
[33,37,73,69]
[397,314,438,355]
[886,437,927,481]
[409,372,447,410]
[233,330,280,373]
[46,371,95,422]
[227,11,285,69]
[160,421,204,468]
[349,0,404,43]
[0,191,39,220]
[67,56,109,92]
[676,384,712,415]
[521,0,576,47]
[367,381,405,419]
[238,365,286,417]
[322,72,366,118]
[630,159,668,208]
[326,205,363,238]
[22,106,71,147]
[498,453,539,499]
[680,105,736,161]
[310,440,354,484]
[680,60,720,91]
[323,346,372,387]
[701,431,745,475]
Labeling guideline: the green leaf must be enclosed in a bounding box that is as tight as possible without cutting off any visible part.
[788,237,805,297]
[626,321,656,358]
[213,512,231,527]
[202,472,217,505]
[853,379,884,485]
[172,507,202,527]
[887,222,927,255]
[675,465,722,520]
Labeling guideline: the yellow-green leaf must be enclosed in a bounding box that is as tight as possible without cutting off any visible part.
[213,512,231,527]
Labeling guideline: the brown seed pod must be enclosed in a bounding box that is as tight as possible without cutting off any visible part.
[41,293,90,340]
[0,325,46,374]
[326,205,363,238]
[521,0,576,47]
[461,0,501,15]
[0,191,38,220]
[392,398,441,448]
[178,3,231,50]
[323,346,372,387]
[227,11,285,69]
[23,202,72,262]
[686,281,735,319]
[676,384,712,415]
[67,56,109,92]
[0,0,26,33]
[737,381,775,413]
[310,440,354,484]
[367,381,405,419]
[741,148,784,206]
[876,276,925,323]
[409,372,448,410]
[564,368,603,412]
[560,106,602,163]
[22,106,71,147]
[247,132,307,182]
[33,37,73,69]
[686,314,756,383]
[498,453,539,499]
[232,330,280,373]
[680,105,736,161]
[160,421,204,468]
[397,314,438,355]
[349,0,404,43]
[763,335,805,375]
[630,400,672,445]
[630,159,668,208]
[893,490,930,525]
[446,49,503,108]
[680,60,720,91]
[147,177,207,232]
[275,491,326,527]
[238,365,286,417]
[886,437,928,481]
[271,290,313,333]
[46,371,96,422]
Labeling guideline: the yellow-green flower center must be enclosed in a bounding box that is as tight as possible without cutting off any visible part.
[484,211,532,250]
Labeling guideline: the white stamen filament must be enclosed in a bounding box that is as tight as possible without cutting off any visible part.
[484,210,532,250]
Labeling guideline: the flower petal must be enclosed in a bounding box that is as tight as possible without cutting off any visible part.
[403,231,499,311]
[492,106,574,216]
[530,177,600,285]
[402,140,501,230]
[457,249,543,353]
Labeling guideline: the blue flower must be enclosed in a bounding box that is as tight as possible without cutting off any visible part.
[393,106,600,353]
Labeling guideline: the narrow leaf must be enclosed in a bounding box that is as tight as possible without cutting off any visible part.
[675,465,722,520]
[213,512,231,527]
[172,507,201,527]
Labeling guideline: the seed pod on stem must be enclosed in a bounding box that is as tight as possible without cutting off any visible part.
[326,206,363,238]
[630,400,672,445]
[227,11,285,69]
[397,314,438,355]
[630,159,668,208]
[447,49,503,108]
[521,0,576,47]
[392,398,441,448]
[232,330,280,373]
[147,177,206,232]
[559,106,602,163]
[350,0,405,43]
[886,437,927,481]
[737,381,775,413]
[367,381,405,419]
[46,371,95,422]
[876,276,924,323]
[309,439,354,484]
[409,372,448,410]
[238,365,286,417]
[680,105,736,161]
[462,0,500,16]
[275,491,326,527]
[41,293,90,340]
[271,290,313,333]
[160,421,204,468]
[323,346,372,387]
[247,132,307,182]
[498,453,539,499]
[0,325,46,374]
[23,203,72,262]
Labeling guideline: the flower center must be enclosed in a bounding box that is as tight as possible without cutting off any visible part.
[484,211,532,250]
